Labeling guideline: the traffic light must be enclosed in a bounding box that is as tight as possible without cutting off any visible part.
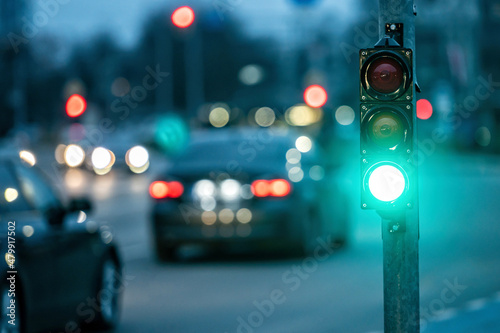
[359,47,414,210]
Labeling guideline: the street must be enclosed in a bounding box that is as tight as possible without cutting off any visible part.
[56,151,500,333]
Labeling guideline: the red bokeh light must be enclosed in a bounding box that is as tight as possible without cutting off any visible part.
[304,85,328,108]
[252,179,291,197]
[66,94,87,118]
[172,6,195,28]
[251,180,270,197]
[168,181,184,198]
[149,181,184,199]
[417,99,433,120]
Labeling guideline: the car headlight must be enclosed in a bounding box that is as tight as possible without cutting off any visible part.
[193,179,216,199]
[91,147,114,170]
[220,179,241,202]
[64,144,85,168]
[126,146,149,168]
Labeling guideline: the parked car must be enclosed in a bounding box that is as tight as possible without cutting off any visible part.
[150,128,350,261]
[0,156,122,332]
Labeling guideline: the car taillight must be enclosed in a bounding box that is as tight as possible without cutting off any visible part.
[251,179,291,198]
[149,181,184,199]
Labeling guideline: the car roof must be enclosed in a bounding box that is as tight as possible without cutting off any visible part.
[188,127,297,146]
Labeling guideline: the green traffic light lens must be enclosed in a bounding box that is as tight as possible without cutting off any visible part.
[367,110,407,150]
[368,164,406,202]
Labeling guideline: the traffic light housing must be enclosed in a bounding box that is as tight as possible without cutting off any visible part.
[359,47,415,210]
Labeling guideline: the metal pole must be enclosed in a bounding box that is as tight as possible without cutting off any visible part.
[378,0,420,332]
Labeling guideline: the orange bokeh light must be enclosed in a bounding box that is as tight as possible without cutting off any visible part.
[172,6,195,28]
[304,85,327,108]
[150,181,169,199]
[66,94,87,118]
[270,179,291,197]
[252,179,291,197]
[251,180,270,197]
[149,181,184,199]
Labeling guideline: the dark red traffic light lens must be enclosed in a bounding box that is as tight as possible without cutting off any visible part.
[367,57,404,94]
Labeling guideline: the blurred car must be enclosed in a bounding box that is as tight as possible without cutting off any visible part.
[150,128,349,261]
[0,157,122,332]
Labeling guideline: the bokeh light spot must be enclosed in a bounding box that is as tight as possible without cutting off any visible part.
[417,99,433,120]
[238,64,264,86]
[19,150,36,167]
[4,188,18,203]
[172,6,195,28]
[304,85,327,108]
[219,208,234,224]
[255,107,276,127]
[335,105,355,125]
[149,181,169,199]
[209,107,230,128]
[236,208,252,224]
[64,144,85,168]
[286,148,301,164]
[22,225,34,238]
[295,136,312,153]
[66,94,87,118]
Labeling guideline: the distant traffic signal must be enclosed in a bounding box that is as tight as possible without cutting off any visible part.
[359,47,414,210]
[304,85,327,108]
[66,94,87,118]
[171,6,195,28]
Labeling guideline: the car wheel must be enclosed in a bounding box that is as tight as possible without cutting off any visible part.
[87,256,121,331]
[154,238,178,262]
[1,283,21,333]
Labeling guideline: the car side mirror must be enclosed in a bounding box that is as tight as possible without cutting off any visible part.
[68,197,93,213]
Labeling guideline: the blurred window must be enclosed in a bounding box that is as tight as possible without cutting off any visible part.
[0,162,32,213]
[14,164,61,212]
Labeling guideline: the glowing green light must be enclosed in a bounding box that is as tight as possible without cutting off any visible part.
[155,114,189,154]
[368,164,405,202]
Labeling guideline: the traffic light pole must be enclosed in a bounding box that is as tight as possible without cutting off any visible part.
[378,1,420,332]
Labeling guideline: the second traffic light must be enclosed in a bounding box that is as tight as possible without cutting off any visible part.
[359,47,415,210]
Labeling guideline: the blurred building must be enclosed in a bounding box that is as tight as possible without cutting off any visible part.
[0,0,30,137]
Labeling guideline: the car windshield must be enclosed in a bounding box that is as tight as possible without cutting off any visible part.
[0,162,31,213]
[171,132,292,172]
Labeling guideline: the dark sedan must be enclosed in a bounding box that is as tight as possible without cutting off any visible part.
[150,128,349,261]
[0,157,122,332]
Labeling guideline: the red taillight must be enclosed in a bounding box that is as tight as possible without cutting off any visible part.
[149,181,184,199]
[168,181,184,198]
[251,179,291,198]
[269,179,291,197]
